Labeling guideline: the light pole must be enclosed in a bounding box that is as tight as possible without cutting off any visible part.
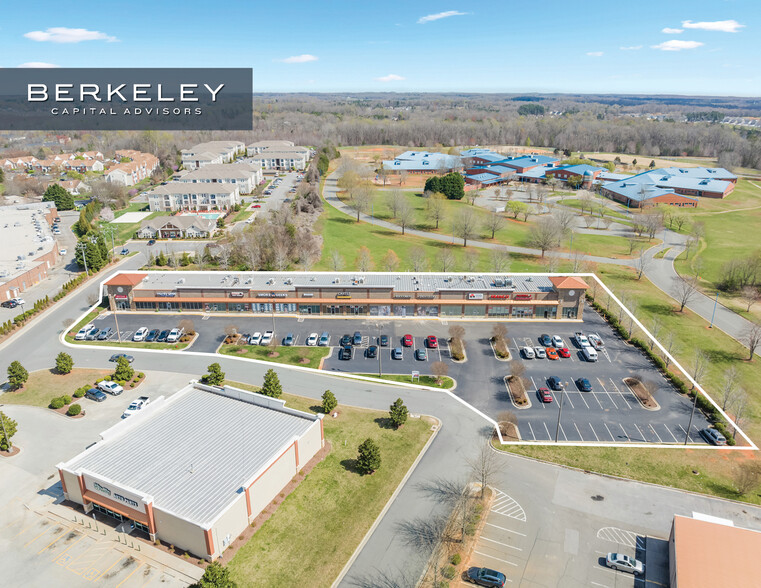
[377,322,383,377]
[685,392,699,445]
[554,385,565,443]
[709,291,719,328]
[76,242,89,276]
[102,226,116,257]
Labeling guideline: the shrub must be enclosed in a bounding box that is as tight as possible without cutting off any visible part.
[55,352,74,374]
[113,356,134,381]
[450,553,462,566]
[73,387,86,398]
[201,363,225,386]
[321,390,337,414]
[356,438,381,474]
[61,395,72,405]
[7,360,28,390]
[67,404,82,416]
[50,397,65,410]
[261,369,282,398]
[442,566,456,580]
[138,372,145,379]
[389,398,409,428]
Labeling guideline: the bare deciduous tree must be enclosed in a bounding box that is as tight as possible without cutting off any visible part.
[435,248,456,272]
[464,248,480,272]
[741,286,761,313]
[648,315,663,351]
[508,360,525,380]
[672,275,699,312]
[483,211,506,239]
[467,441,498,499]
[528,216,561,258]
[718,365,740,411]
[355,246,372,272]
[431,361,449,384]
[489,247,510,272]
[662,330,677,369]
[452,207,478,247]
[382,249,400,272]
[389,189,404,218]
[690,348,709,391]
[583,214,596,228]
[408,247,428,272]
[740,321,761,360]
[635,247,651,280]
[330,249,345,271]
[396,198,415,235]
[350,184,374,222]
[426,192,446,229]
[734,461,761,495]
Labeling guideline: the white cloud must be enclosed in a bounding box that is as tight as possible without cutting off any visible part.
[620,45,642,50]
[278,54,318,64]
[662,27,684,34]
[24,27,117,43]
[375,74,405,82]
[586,51,604,57]
[18,62,60,68]
[651,39,704,51]
[682,19,745,33]
[417,11,467,24]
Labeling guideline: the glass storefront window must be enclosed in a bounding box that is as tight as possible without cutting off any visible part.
[182,302,202,310]
[534,306,557,319]
[416,305,438,316]
[299,304,320,314]
[562,307,577,319]
[440,305,462,316]
[393,305,413,316]
[464,305,486,316]
[488,306,511,316]
[135,301,155,310]
[512,307,533,318]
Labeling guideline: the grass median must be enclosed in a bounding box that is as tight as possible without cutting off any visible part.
[356,373,455,389]
[225,380,434,587]
[1,368,112,408]
[219,344,330,370]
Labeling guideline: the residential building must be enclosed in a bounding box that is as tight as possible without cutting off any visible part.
[176,163,262,194]
[249,147,309,171]
[136,215,217,239]
[58,180,90,195]
[64,159,105,173]
[106,151,160,186]
[246,140,295,155]
[147,183,240,212]
[57,382,325,561]
[101,271,588,320]
[181,141,246,170]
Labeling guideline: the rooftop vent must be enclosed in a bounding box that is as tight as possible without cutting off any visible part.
[177,278,185,284]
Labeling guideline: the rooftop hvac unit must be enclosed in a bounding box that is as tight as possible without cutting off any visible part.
[285,278,292,285]
[494,278,505,287]
[333,278,340,284]
[177,278,185,284]
[358,277,365,284]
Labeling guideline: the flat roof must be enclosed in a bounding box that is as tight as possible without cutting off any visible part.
[0,202,56,284]
[672,515,761,587]
[61,384,318,528]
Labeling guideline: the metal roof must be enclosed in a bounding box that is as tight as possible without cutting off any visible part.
[550,164,605,175]
[659,166,737,181]
[62,384,318,528]
[501,155,558,169]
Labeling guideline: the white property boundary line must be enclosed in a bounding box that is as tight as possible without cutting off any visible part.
[71,269,756,450]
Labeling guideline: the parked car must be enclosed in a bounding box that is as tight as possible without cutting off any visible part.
[546,347,559,360]
[54,217,61,223]
[539,334,552,346]
[133,327,149,341]
[426,335,438,348]
[588,333,605,349]
[575,377,592,392]
[166,327,184,343]
[306,333,319,346]
[252,204,261,208]
[582,347,598,362]
[74,323,94,340]
[402,334,413,347]
[340,346,353,360]
[339,334,351,347]
[85,327,100,340]
[353,331,362,346]
[538,387,553,403]
[122,396,150,419]
[415,348,427,360]
[605,553,644,576]
[392,347,403,359]
[11,298,26,306]
[96,327,113,341]
[700,428,728,446]
[147,239,156,246]
[466,567,506,587]
[574,332,590,347]
[249,332,262,345]
[379,334,389,346]
[533,346,547,359]
[283,333,295,346]
[98,380,124,396]
[522,346,535,359]
[260,330,274,345]
[157,329,170,342]
[145,329,160,342]
[59,248,67,255]
[85,388,107,402]
[109,353,134,363]
[551,335,565,348]
[366,345,378,358]
[548,376,564,391]
[318,332,330,346]
[557,347,571,358]
[120,248,129,255]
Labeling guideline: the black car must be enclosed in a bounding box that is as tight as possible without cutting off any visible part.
[366,345,378,358]
[379,334,389,346]
[1,300,18,309]
[147,239,156,246]
[539,333,552,347]
[466,566,506,587]
[575,377,592,392]
[547,376,564,391]
[85,388,107,402]
[97,327,113,340]
[353,331,362,346]
[340,346,353,360]
[145,329,160,342]
[109,353,135,363]
[340,334,352,347]
[157,329,170,342]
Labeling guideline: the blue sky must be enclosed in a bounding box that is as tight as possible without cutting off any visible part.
[1,0,759,95]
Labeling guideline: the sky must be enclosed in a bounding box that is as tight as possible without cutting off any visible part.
[1,0,759,96]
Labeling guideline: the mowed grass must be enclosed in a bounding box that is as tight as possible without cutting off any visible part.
[99,210,171,244]
[357,373,455,389]
[219,344,330,370]
[1,368,112,408]
[226,384,434,587]
[505,262,761,503]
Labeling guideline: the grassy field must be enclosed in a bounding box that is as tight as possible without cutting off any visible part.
[1,368,112,408]
[357,373,455,389]
[68,338,190,350]
[556,198,632,221]
[504,262,761,503]
[219,344,330,370]
[99,208,172,244]
[230,208,255,223]
[226,382,434,588]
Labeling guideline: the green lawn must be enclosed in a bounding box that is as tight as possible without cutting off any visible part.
[99,210,172,244]
[231,208,255,223]
[219,344,330,370]
[357,373,455,389]
[68,338,190,350]
[226,383,433,587]
[1,368,112,408]
[113,202,149,218]
[568,233,656,258]
[556,198,633,222]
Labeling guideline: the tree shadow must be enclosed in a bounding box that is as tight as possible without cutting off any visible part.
[374,416,396,430]
[329,217,355,225]
[340,458,361,474]
[309,404,324,414]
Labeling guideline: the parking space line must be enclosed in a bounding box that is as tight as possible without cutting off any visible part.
[649,424,663,443]
[24,528,50,547]
[562,390,575,409]
[559,423,568,441]
[543,422,551,439]
[591,391,605,410]
[574,422,583,440]
[527,422,536,441]
[12,521,40,538]
[485,523,527,537]
[115,562,144,588]
[603,423,615,441]
[576,391,590,409]
[663,424,678,443]
[51,534,85,562]
[480,536,522,551]
[473,551,518,567]
[37,527,68,553]
[608,379,633,410]
[619,423,630,442]
[633,423,647,443]
[597,380,619,409]
[95,555,123,581]
[588,423,600,441]
[590,582,611,588]
[529,377,543,409]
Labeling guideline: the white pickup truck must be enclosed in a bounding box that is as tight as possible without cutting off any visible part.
[122,396,150,419]
[574,332,591,348]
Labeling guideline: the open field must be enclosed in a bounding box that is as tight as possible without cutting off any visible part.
[219,344,330,370]
[99,209,172,244]
[226,383,434,588]
[0,368,112,408]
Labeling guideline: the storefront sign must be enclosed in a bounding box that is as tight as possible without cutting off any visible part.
[336,292,351,299]
[417,294,436,299]
[301,293,314,297]
[229,292,245,297]
[514,293,532,300]
[256,292,287,298]
[489,294,510,299]
[85,475,144,513]
[113,295,128,300]
[156,292,176,297]
[393,295,412,300]
[468,293,484,300]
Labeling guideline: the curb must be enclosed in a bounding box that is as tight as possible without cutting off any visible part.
[621,377,661,411]
[489,339,511,362]
[331,414,442,588]
[504,376,531,410]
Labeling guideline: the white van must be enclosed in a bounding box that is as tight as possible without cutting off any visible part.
[582,346,598,362]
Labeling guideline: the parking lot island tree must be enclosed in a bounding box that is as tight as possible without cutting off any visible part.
[321,389,337,414]
[468,441,498,499]
[112,356,134,382]
[190,561,237,588]
[55,352,74,375]
[7,361,29,391]
[261,368,283,399]
[201,363,225,386]
[389,398,409,429]
[0,411,18,452]
[356,438,381,475]
[431,361,449,385]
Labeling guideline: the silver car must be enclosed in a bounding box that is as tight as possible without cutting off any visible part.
[533,346,547,359]
[605,553,644,576]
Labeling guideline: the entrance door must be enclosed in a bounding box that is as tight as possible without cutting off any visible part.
[116,300,129,311]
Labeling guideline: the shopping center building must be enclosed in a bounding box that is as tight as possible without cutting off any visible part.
[102,271,589,320]
[57,382,324,561]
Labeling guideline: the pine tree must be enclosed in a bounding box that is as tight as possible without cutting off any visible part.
[55,352,74,375]
[113,356,134,381]
[321,390,337,414]
[202,363,225,386]
[389,398,409,428]
[0,411,18,451]
[261,369,282,398]
[7,361,28,390]
[190,562,237,588]
[356,438,381,475]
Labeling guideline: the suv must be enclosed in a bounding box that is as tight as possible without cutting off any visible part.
[85,327,100,340]
[96,327,113,340]
[318,332,330,346]
[74,323,95,340]
[353,331,362,346]
[306,333,319,346]
[166,328,184,343]
[700,428,727,446]
[261,330,274,345]
[548,376,564,391]
[145,329,160,342]
[379,334,389,346]
[98,381,124,396]
[340,334,352,347]
[1,300,18,309]
[249,332,262,345]
[157,329,170,342]
[539,334,552,346]
[466,567,506,587]
[575,377,592,392]
[366,345,378,358]
[133,327,149,342]
[522,346,535,359]
[85,388,107,402]
[340,346,353,360]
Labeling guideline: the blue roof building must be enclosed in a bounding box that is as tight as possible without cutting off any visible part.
[382,151,460,172]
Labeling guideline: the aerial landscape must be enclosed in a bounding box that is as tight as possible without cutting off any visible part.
[1,1,761,587]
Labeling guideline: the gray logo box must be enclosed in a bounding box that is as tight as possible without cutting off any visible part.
[0,68,252,130]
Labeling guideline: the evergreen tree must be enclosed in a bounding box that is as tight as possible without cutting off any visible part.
[202,363,225,386]
[356,438,381,475]
[0,411,18,451]
[389,398,409,429]
[7,361,28,390]
[424,176,442,194]
[55,352,74,375]
[321,390,337,414]
[113,356,134,381]
[85,240,105,272]
[96,233,110,263]
[42,184,75,210]
[190,562,237,588]
[261,369,282,398]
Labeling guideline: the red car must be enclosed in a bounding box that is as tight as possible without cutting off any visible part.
[426,335,438,348]
[538,387,553,403]
[403,334,414,347]
[557,347,571,358]
[252,204,261,208]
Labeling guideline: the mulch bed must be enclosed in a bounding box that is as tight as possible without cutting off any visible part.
[623,377,659,409]
[507,376,529,406]
[0,446,21,458]
[51,406,86,418]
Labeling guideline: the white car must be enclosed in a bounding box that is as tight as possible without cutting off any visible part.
[59,248,67,255]
[122,396,150,419]
[166,327,183,343]
[575,332,590,348]
[97,380,124,396]
[74,323,95,340]
[249,332,262,345]
[133,327,149,342]
[605,553,644,576]
[588,333,604,349]
[11,298,26,306]
[260,330,274,345]
[522,346,535,359]
[551,335,565,348]
[533,346,547,359]
[306,333,319,346]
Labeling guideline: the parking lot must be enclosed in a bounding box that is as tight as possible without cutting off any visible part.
[86,304,712,445]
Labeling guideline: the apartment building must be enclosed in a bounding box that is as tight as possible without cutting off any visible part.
[176,163,262,194]
[147,183,240,212]
[180,141,246,170]
[106,151,160,187]
[246,140,295,155]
